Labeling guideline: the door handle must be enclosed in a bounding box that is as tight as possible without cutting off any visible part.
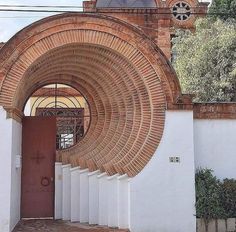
[41,177,50,186]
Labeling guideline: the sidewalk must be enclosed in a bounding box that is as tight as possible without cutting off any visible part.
[13,219,129,232]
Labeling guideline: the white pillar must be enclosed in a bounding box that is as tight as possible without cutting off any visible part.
[0,107,22,232]
[70,166,80,222]
[129,111,196,232]
[55,162,62,219]
[62,164,71,220]
[79,168,89,223]
[118,174,130,229]
[98,172,109,226]
[10,119,22,231]
[88,170,100,225]
[108,174,119,228]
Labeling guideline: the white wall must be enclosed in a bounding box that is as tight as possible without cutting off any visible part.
[62,164,71,220]
[71,167,80,222]
[0,107,22,232]
[0,107,12,232]
[194,120,236,179]
[130,111,196,232]
[10,120,22,231]
[118,175,129,229]
[55,163,62,219]
[107,174,119,227]
[98,173,109,226]
[88,170,100,225]
[79,169,89,223]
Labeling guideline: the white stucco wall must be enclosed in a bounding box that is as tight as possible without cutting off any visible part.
[55,163,62,219]
[107,174,119,227]
[79,169,89,223]
[130,110,196,232]
[0,108,12,232]
[88,170,100,225]
[70,167,80,222]
[118,175,129,229]
[0,107,22,232]
[10,120,22,231]
[194,119,236,179]
[98,173,109,226]
[62,164,71,220]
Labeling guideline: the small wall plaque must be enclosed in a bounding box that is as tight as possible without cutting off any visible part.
[169,157,180,163]
[15,155,22,168]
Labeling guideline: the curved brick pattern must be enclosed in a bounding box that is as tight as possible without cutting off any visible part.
[0,13,182,177]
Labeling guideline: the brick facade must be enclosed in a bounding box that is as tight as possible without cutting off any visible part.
[0,1,208,176]
[84,0,209,59]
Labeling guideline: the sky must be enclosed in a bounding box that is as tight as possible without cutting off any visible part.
[0,0,211,42]
[0,0,83,42]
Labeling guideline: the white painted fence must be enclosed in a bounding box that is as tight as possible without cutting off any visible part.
[55,164,130,230]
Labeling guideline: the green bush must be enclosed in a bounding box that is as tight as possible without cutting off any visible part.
[195,168,226,231]
[221,178,236,218]
[195,169,236,231]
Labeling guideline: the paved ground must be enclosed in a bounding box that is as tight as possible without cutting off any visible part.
[13,220,129,232]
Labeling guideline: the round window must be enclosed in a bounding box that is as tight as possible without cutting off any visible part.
[172,2,191,21]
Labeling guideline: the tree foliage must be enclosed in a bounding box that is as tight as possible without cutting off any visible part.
[195,169,236,232]
[195,169,226,231]
[209,0,236,20]
[221,179,236,218]
[172,18,236,102]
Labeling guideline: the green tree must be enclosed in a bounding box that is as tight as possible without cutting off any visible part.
[209,0,236,20]
[195,169,226,232]
[172,18,236,102]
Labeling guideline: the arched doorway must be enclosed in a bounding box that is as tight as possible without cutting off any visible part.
[0,13,182,224]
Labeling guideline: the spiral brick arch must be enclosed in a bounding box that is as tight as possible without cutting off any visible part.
[0,13,182,177]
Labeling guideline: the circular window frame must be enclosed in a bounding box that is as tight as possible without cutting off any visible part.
[172,1,192,21]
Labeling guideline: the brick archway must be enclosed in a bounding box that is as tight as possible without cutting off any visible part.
[0,13,182,177]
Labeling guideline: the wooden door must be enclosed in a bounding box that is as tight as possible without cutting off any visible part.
[21,117,56,218]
